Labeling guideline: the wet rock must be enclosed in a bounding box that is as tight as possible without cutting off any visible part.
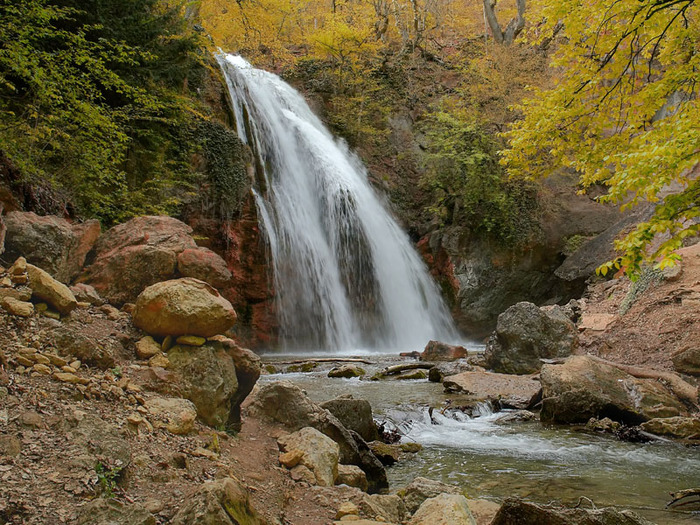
[399,477,462,514]
[51,326,117,369]
[443,370,541,409]
[360,494,408,524]
[491,497,654,525]
[82,216,196,305]
[133,278,237,337]
[420,340,468,362]
[640,416,700,441]
[428,361,474,382]
[540,355,688,424]
[27,264,78,314]
[247,381,388,492]
[177,247,232,288]
[145,396,198,435]
[367,442,401,465]
[320,395,379,442]
[170,477,267,525]
[484,302,578,374]
[3,212,100,283]
[76,498,155,525]
[337,464,369,491]
[408,494,476,525]
[586,417,621,433]
[278,427,340,486]
[1,297,34,317]
[166,342,238,428]
[672,346,700,376]
[328,364,366,378]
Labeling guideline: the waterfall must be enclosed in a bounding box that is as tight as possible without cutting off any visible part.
[217,54,458,352]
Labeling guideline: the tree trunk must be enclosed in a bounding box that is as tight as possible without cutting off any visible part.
[483,0,526,45]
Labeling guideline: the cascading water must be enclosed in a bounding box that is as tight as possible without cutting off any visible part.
[217,54,458,352]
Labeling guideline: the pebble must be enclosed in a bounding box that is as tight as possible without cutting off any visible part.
[175,335,206,347]
[33,364,52,375]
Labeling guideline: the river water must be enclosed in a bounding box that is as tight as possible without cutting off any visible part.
[261,355,700,524]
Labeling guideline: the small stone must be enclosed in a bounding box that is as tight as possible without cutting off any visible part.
[9,257,27,275]
[0,435,22,456]
[162,335,174,352]
[336,464,369,492]
[33,363,52,375]
[125,383,142,393]
[328,364,365,378]
[1,297,34,317]
[43,310,61,320]
[33,354,51,365]
[290,465,316,484]
[76,301,91,308]
[148,353,170,369]
[135,336,162,359]
[279,449,304,468]
[121,303,136,314]
[0,277,11,287]
[15,356,34,367]
[191,447,218,460]
[54,372,90,385]
[70,360,81,370]
[35,303,48,313]
[20,410,43,428]
[45,354,68,367]
[336,502,360,519]
[175,335,206,347]
[61,365,77,373]
[10,274,28,284]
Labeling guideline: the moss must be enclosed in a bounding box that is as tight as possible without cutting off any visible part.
[619,267,663,315]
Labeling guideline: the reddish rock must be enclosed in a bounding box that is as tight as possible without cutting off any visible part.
[3,212,100,283]
[82,216,196,305]
[420,340,468,362]
[177,247,232,288]
[133,278,237,337]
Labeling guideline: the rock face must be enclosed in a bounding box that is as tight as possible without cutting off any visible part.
[133,278,237,337]
[26,264,78,315]
[170,478,267,525]
[443,371,541,409]
[400,477,463,514]
[491,497,653,525]
[166,343,239,428]
[420,340,468,361]
[540,356,688,424]
[278,427,340,486]
[144,396,198,435]
[360,494,408,524]
[320,396,379,442]
[177,247,232,288]
[337,464,369,491]
[484,302,578,374]
[67,412,131,471]
[409,494,476,525]
[673,346,700,376]
[51,326,118,370]
[3,212,100,283]
[247,381,388,493]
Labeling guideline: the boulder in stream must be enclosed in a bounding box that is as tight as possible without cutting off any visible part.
[420,340,468,362]
[320,395,379,442]
[408,493,476,525]
[443,370,541,409]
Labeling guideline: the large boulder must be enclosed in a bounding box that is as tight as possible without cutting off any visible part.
[399,477,462,514]
[177,247,232,288]
[81,216,197,304]
[360,494,408,524]
[144,396,198,435]
[51,325,118,369]
[247,381,388,493]
[170,478,267,525]
[420,340,468,362]
[640,416,700,441]
[540,355,688,424]
[491,498,653,525]
[166,343,239,428]
[133,278,237,337]
[408,494,476,525]
[278,427,340,486]
[443,370,541,409]
[67,412,131,472]
[320,395,379,442]
[26,264,78,315]
[673,346,700,376]
[3,212,100,283]
[484,302,578,374]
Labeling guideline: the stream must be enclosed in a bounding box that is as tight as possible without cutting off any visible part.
[261,353,700,524]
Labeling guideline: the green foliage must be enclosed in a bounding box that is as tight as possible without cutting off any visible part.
[0,0,211,224]
[504,0,700,276]
[422,109,540,246]
[95,461,123,498]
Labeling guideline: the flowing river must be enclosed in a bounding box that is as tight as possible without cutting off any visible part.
[261,354,700,524]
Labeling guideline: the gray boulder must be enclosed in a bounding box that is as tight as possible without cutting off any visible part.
[320,395,379,442]
[484,302,578,374]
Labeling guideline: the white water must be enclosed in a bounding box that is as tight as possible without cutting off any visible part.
[217,54,458,352]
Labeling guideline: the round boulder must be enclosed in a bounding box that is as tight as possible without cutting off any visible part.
[133,278,237,337]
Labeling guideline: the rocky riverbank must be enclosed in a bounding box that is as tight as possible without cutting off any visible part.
[1,212,698,524]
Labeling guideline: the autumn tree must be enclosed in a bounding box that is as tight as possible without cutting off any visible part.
[504,0,699,275]
[483,0,526,45]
